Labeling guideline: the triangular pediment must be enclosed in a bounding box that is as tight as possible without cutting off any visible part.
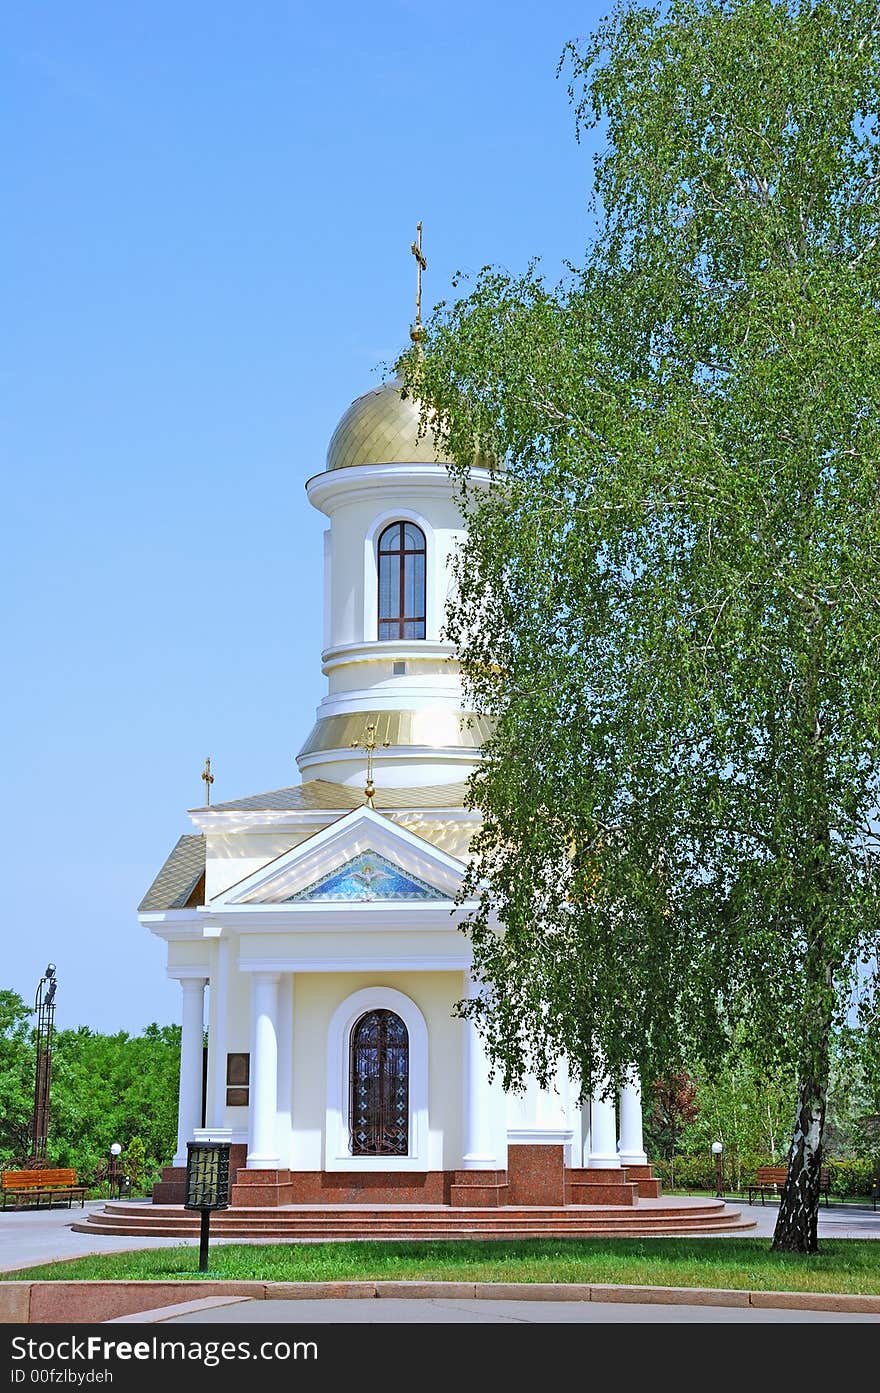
[285,850,446,903]
[212,805,465,906]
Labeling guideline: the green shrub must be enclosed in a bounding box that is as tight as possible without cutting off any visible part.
[655,1152,880,1198]
[124,1136,147,1192]
[653,1153,778,1191]
[825,1157,879,1198]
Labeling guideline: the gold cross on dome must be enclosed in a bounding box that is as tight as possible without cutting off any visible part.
[201,756,214,806]
[410,221,427,343]
[350,722,391,809]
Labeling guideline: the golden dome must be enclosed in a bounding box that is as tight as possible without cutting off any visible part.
[326,377,453,472]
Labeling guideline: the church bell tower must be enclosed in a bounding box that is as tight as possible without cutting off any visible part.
[297,230,491,791]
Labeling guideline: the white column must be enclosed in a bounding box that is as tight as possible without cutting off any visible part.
[587,1083,621,1168]
[461,970,498,1168]
[173,976,207,1166]
[275,974,294,1169]
[618,1072,648,1164]
[247,971,280,1169]
[208,938,230,1130]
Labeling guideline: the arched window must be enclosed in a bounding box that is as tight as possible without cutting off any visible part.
[377,522,426,640]
[349,1009,409,1156]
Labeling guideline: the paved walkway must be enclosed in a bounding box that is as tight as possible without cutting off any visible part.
[110,1293,878,1323]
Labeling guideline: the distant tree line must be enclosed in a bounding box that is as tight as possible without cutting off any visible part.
[0,989,179,1192]
[645,1033,880,1196]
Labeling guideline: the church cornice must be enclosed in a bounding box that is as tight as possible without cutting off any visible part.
[198,901,479,932]
[187,807,480,834]
[138,909,206,942]
[305,461,491,515]
[321,639,455,672]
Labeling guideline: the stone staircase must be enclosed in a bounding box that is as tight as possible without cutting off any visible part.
[73,1196,754,1240]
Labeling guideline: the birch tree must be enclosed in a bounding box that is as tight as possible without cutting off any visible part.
[405,0,880,1252]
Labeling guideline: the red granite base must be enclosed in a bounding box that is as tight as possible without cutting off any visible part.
[230,1169,295,1207]
[622,1164,662,1198]
[507,1144,566,1206]
[288,1171,451,1205]
[152,1145,248,1205]
[228,1144,248,1176]
[151,1168,186,1205]
[566,1167,638,1206]
[449,1170,509,1208]
[152,1150,661,1210]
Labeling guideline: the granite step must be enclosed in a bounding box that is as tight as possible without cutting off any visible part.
[71,1217,754,1239]
[72,1199,753,1240]
[98,1199,725,1221]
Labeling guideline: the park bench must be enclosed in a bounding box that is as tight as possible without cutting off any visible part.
[0,1168,86,1211]
[746,1165,830,1207]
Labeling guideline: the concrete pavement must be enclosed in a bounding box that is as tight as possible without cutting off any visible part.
[122,1293,880,1322]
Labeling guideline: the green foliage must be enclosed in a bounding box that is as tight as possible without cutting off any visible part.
[0,991,179,1185]
[653,1153,878,1196]
[49,1023,180,1185]
[404,0,880,1252]
[825,1157,879,1198]
[823,1025,880,1159]
[0,991,36,1164]
[645,1072,698,1185]
[123,1136,147,1193]
[645,1036,878,1189]
[653,1152,770,1191]
[678,1051,798,1189]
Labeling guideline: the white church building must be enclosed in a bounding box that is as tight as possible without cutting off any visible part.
[138,366,657,1212]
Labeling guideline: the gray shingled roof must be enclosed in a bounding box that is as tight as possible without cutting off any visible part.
[204,779,471,813]
[139,834,206,912]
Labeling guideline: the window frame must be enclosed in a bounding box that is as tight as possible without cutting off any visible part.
[325,986,429,1171]
[348,1009,410,1157]
[377,521,427,641]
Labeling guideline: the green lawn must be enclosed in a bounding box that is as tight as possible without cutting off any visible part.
[6,1238,880,1295]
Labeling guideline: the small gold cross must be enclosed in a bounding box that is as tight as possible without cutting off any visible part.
[350,722,391,808]
[410,221,427,343]
[201,756,214,806]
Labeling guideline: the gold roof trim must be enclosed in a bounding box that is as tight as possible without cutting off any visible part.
[297,708,491,759]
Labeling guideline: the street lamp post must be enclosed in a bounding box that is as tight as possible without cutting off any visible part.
[184,1142,231,1273]
[30,965,57,1164]
[108,1143,122,1200]
[711,1140,724,1198]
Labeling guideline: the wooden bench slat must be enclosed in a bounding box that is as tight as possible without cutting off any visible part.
[746,1165,830,1206]
[1,1168,86,1210]
[2,1169,79,1189]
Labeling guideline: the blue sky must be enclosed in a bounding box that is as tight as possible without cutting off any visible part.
[1,1,606,1033]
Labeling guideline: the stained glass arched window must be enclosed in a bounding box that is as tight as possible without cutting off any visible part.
[377,522,426,640]
[349,1009,409,1156]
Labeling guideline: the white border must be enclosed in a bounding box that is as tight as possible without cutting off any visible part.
[325,985,429,1172]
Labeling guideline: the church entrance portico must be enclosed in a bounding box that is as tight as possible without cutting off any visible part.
[158,939,656,1212]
